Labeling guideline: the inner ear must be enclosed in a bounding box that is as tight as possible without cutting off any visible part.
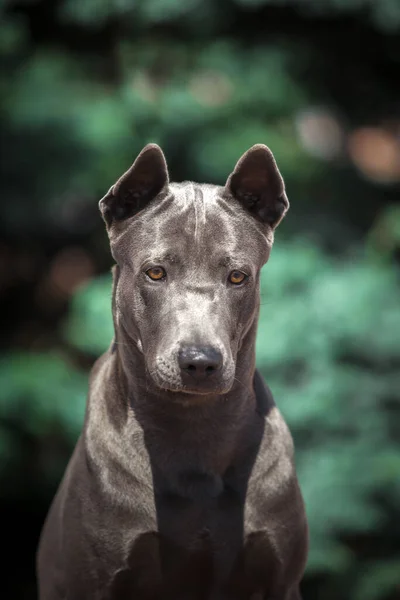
[225,144,289,228]
[99,143,169,226]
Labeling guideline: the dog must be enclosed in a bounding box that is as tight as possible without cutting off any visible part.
[37,143,308,599]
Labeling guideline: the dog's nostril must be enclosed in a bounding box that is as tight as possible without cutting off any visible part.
[178,345,223,380]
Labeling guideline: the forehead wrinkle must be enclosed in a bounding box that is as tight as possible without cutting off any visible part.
[204,199,269,267]
[146,252,180,264]
[173,183,211,245]
[188,182,199,243]
[136,208,196,266]
[199,188,211,233]
[193,185,204,244]
[217,255,250,269]
[208,202,240,256]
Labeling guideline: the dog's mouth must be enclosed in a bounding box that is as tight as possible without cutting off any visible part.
[149,366,234,397]
[154,376,233,397]
[161,381,233,396]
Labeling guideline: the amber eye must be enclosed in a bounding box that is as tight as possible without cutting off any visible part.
[146,266,166,281]
[228,270,248,285]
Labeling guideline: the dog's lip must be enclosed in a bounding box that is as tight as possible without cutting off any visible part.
[156,379,233,396]
[150,363,235,396]
[171,387,221,396]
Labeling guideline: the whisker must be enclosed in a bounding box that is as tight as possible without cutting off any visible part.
[233,376,246,389]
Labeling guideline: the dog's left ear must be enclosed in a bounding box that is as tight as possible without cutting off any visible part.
[99,143,169,227]
[225,144,289,228]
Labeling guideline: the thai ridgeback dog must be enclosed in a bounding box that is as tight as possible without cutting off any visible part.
[37,143,308,599]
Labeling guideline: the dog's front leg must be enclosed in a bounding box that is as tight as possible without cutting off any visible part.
[285,589,302,600]
[261,589,302,600]
[271,587,302,600]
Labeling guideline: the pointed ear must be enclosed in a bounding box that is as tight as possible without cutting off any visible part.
[225,144,289,228]
[99,143,169,226]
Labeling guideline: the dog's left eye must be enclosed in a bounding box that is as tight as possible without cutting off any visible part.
[146,267,166,281]
[228,270,248,285]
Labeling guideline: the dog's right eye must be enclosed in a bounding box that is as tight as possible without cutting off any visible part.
[146,267,166,281]
[228,270,248,285]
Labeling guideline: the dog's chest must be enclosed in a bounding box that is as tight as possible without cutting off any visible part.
[106,482,276,600]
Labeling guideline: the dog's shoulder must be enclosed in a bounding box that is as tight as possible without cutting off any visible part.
[251,368,296,471]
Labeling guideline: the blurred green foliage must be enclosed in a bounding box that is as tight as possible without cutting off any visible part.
[2,0,399,243]
[1,0,400,598]
[0,353,86,441]
[1,39,314,232]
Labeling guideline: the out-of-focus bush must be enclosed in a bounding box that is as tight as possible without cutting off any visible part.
[2,0,400,244]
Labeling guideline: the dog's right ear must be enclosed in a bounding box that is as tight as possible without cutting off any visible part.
[99,144,169,227]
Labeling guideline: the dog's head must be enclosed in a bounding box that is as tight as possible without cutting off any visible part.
[99,144,288,397]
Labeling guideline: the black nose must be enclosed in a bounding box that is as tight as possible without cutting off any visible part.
[178,346,223,380]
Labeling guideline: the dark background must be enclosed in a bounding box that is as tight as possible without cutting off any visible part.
[1,0,400,598]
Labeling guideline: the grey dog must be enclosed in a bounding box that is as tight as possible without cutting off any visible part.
[37,143,308,600]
